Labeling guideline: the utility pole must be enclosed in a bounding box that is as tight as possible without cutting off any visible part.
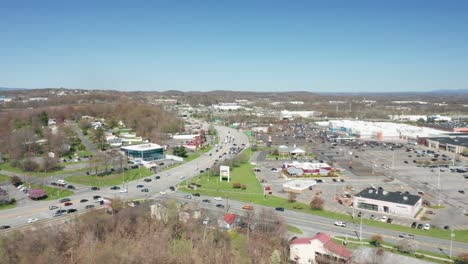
[449,231,455,258]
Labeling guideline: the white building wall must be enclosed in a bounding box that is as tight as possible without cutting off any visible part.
[353,197,422,218]
[290,240,325,264]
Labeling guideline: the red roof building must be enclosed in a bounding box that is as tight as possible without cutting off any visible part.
[28,189,47,200]
[290,233,352,264]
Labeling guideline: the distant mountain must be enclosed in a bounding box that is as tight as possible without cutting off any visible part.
[428,89,468,95]
[0,87,26,91]
[317,89,468,96]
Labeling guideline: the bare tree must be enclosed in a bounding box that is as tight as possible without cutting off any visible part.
[397,238,417,254]
[287,192,297,203]
[310,196,324,210]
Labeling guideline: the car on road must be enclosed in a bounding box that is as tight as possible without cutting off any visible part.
[155,176,160,180]
[459,190,465,194]
[169,186,175,191]
[144,178,152,182]
[444,225,450,230]
[242,205,254,210]
[334,221,346,227]
[136,185,144,188]
[411,222,417,228]
[275,207,285,212]
[67,185,75,189]
[199,170,204,173]
[85,205,95,209]
[119,189,128,193]
[139,188,148,192]
[59,198,71,203]
[332,179,337,182]
[67,209,78,213]
[340,179,345,182]
[49,205,59,210]
[417,223,423,229]
[93,195,101,200]
[80,199,88,203]
[315,179,324,183]
[423,223,431,230]
[184,195,192,199]
[64,202,73,206]
[214,197,223,201]
[110,186,120,190]
[380,216,387,222]
[0,225,11,230]
[202,199,210,203]
[215,204,225,208]
[27,218,39,223]
[159,191,166,195]
[91,186,100,191]
[399,233,415,239]
[56,209,67,214]
[193,193,200,197]
[179,176,185,179]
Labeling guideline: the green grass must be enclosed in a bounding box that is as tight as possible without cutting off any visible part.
[0,202,16,210]
[65,167,153,187]
[0,174,10,183]
[333,236,453,263]
[287,225,303,234]
[198,145,213,154]
[0,162,89,177]
[77,150,93,157]
[29,184,74,201]
[185,153,201,162]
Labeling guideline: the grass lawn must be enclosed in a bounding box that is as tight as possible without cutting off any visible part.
[0,162,88,177]
[0,202,16,210]
[333,236,453,263]
[179,159,468,243]
[287,225,303,234]
[65,167,153,187]
[198,145,213,154]
[0,174,10,184]
[185,153,201,162]
[77,150,93,157]
[30,184,73,201]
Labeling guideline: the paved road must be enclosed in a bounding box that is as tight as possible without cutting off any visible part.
[0,125,249,228]
[70,122,98,154]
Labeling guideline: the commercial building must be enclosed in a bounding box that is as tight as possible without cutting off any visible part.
[353,187,422,218]
[283,180,316,194]
[290,233,352,264]
[121,143,164,161]
[283,161,332,176]
[212,103,243,111]
[426,136,468,155]
[280,110,318,120]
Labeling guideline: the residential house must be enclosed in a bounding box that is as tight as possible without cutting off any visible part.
[290,233,352,264]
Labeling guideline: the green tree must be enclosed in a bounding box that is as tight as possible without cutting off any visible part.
[39,111,48,126]
[172,146,188,158]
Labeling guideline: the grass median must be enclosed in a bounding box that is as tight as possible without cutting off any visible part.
[65,167,153,187]
[0,174,10,184]
[29,184,73,201]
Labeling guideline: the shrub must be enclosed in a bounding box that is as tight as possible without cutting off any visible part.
[232,182,241,188]
[241,184,247,189]
[292,204,304,210]
[22,159,39,172]
[414,253,425,259]
[370,234,384,247]
[397,239,417,254]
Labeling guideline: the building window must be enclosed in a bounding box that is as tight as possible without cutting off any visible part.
[358,202,378,211]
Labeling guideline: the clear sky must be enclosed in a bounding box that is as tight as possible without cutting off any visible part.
[1,0,467,92]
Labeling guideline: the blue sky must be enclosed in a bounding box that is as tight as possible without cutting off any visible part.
[1,0,467,92]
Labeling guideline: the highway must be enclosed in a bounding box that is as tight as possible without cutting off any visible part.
[0,124,467,256]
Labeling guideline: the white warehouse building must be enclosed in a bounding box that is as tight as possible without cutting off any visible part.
[353,187,422,218]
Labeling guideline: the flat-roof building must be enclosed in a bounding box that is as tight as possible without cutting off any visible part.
[121,143,164,161]
[353,187,422,218]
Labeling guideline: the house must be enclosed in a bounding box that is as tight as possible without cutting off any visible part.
[278,145,290,155]
[220,213,236,229]
[290,148,306,156]
[353,187,422,218]
[290,233,352,264]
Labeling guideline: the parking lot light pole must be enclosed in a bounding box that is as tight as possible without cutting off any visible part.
[359,212,363,241]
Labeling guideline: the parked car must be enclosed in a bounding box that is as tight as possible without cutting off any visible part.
[459,190,465,194]
[155,176,161,180]
[64,202,73,206]
[67,208,78,213]
[334,221,346,227]
[49,205,59,210]
[159,191,166,195]
[136,184,144,188]
[380,216,387,222]
[357,212,362,218]
[59,198,71,203]
[184,195,192,199]
[444,225,450,230]
[423,223,431,230]
[386,218,393,223]
[141,188,149,192]
[275,207,285,212]
[67,185,75,189]
[110,186,120,190]
[417,223,424,229]
[202,199,210,203]
[411,222,417,228]
[119,189,128,193]
[80,199,88,203]
[144,178,152,182]
[85,205,95,209]
[169,186,175,191]
[214,197,223,201]
[0,225,11,230]
[215,204,225,208]
[193,193,200,197]
[370,214,376,220]
[93,195,101,200]
[91,186,100,191]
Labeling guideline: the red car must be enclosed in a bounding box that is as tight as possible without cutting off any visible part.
[264,186,271,191]
[64,202,73,206]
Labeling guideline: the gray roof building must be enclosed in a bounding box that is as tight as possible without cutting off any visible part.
[355,187,421,206]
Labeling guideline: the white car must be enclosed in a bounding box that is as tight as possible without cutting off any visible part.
[380,216,387,222]
[27,218,39,223]
[159,191,166,195]
[334,221,346,227]
[17,185,24,189]
[423,223,431,230]
[214,197,223,201]
[179,176,185,179]
[119,189,128,193]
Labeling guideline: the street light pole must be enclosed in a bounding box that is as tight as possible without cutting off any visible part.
[359,212,363,241]
[449,231,455,258]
